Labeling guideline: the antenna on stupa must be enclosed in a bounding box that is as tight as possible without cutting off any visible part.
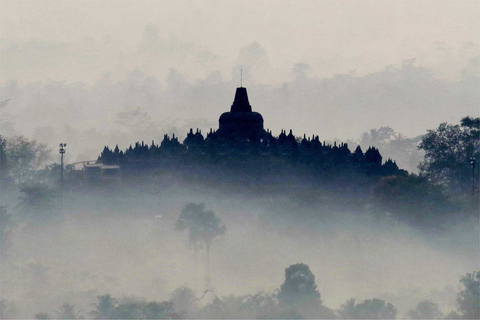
[241,69,243,87]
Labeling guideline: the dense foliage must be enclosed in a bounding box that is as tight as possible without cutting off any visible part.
[338,298,397,319]
[406,300,444,319]
[419,116,480,195]
[456,272,480,319]
[22,269,479,319]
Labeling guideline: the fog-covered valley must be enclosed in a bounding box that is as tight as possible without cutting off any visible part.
[1,1,479,318]
[1,182,479,318]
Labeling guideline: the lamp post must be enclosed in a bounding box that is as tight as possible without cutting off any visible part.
[59,143,67,211]
[470,157,476,197]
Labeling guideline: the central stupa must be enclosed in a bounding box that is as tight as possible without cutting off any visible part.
[217,87,266,140]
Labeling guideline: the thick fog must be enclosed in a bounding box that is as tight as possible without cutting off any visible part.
[1,185,479,318]
[1,1,479,319]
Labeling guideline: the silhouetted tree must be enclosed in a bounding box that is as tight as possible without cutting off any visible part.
[387,134,423,173]
[0,206,13,256]
[170,286,198,317]
[201,295,246,318]
[54,303,83,319]
[337,298,357,319]
[34,312,52,319]
[242,291,281,318]
[88,294,117,319]
[419,116,480,195]
[1,300,16,319]
[357,127,424,173]
[4,136,51,184]
[277,263,327,318]
[337,298,396,319]
[370,174,454,228]
[0,136,10,191]
[360,127,395,149]
[201,292,283,318]
[405,300,443,319]
[456,271,479,319]
[176,203,226,290]
[143,301,178,319]
[112,302,142,319]
[17,183,58,218]
[110,300,178,319]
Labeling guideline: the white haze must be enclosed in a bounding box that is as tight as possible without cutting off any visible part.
[0,1,479,168]
[0,59,478,169]
[1,0,479,83]
[2,187,479,318]
[0,1,479,318]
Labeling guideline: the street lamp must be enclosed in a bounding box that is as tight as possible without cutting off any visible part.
[470,157,476,197]
[59,143,67,211]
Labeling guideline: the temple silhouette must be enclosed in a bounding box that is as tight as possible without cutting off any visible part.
[217,87,266,140]
[97,87,406,188]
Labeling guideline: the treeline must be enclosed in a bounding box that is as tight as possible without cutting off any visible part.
[7,268,476,319]
[94,117,480,229]
[368,116,479,228]
[0,117,477,230]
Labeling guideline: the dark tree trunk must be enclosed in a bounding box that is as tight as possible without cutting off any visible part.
[204,241,211,290]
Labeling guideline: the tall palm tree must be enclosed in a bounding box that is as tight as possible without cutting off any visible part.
[176,203,226,290]
[88,294,118,319]
[53,304,83,319]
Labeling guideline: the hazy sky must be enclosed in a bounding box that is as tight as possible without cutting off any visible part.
[1,0,479,83]
[0,0,479,162]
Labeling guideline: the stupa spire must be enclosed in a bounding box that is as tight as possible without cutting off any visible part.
[230,87,252,112]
